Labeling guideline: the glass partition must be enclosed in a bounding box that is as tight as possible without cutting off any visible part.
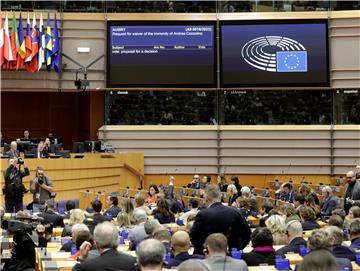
[105,90,218,125]
[105,89,359,125]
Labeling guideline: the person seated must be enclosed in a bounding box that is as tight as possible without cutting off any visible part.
[69,230,94,260]
[152,225,171,252]
[62,209,86,237]
[153,198,175,224]
[72,222,136,271]
[299,183,320,205]
[60,223,90,252]
[179,198,199,225]
[242,227,276,266]
[265,214,288,245]
[85,200,110,233]
[299,206,320,231]
[144,219,161,237]
[6,141,19,158]
[349,219,360,249]
[145,184,159,205]
[200,176,211,189]
[348,205,360,220]
[43,137,57,153]
[63,200,76,219]
[187,174,201,189]
[235,197,250,218]
[259,201,274,227]
[166,231,204,268]
[134,193,152,215]
[128,209,148,250]
[227,184,239,206]
[328,214,348,240]
[137,239,166,271]
[240,186,259,215]
[177,259,212,271]
[293,194,305,210]
[297,249,340,271]
[203,233,248,271]
[276,182,296,203]
[104,195,121,218]
[305,195,321,218]
[217,174,228,193]
[121,197,135,223]
[320,186,338,219]
[306,229,352,271]
[21,130,31,141]
[117,211,132,233]
[31,141,49,158]
[325,226,356,261]
[276,220,307,257]
[38,199,64,227]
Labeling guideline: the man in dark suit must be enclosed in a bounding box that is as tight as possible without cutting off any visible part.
[6,141,20,158]
[276,220,307,257]
[38,199,64,228]
[321,186,338,218]
[344,170,360,214]
[72,222,136,271]
[85,200,110,233]
[104,195,121,218]
[189,184,251,255]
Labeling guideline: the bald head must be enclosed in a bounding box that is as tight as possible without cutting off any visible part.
[171,231,191,253]
[347,171,356,183]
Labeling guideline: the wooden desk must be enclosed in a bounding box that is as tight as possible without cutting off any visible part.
[248,216,260,225]
[0,153,144,205]
[285,253,303,264]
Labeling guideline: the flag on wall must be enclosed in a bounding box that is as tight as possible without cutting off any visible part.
[52,14,60,73]
[24,13,32,64]
[8,12,19,69]
[1,12,60,72]
[38,13,45,71]
[17,13,26,70]
[0,14,4,66]
[45,12,52,71]
[29,13,39,72]
[4,13,14,63]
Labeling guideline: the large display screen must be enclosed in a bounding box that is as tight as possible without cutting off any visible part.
[220,20,329,87]
[107,21,216,88]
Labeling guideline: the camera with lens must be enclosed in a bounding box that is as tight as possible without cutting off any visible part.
[38,177,44,185]
[17,157,25,165]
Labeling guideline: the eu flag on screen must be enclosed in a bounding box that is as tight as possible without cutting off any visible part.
[276,51,307,72]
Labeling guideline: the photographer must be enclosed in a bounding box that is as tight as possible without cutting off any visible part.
[30,166,54,213]
[3,158,29,212]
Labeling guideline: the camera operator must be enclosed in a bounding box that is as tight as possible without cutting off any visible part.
[30,166,54,213]
[2,158,29,212]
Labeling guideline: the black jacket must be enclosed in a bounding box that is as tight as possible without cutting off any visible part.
[154,212,175,224]
[331,244,356,261]
[301,220,320,231]
[72,248,136,271]
[189,202,251,255]
[242,251,276,266]
[276,237,307,257]
[3,165,29,200]
[38,210,64,228]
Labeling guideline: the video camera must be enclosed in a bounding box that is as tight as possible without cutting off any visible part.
[16,157,24,165]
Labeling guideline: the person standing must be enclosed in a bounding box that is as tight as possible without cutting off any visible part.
[3,158,29,212]
[344,170,360,214]
[30,166,54,212]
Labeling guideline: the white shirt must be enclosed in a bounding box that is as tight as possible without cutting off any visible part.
[179,208,199,224]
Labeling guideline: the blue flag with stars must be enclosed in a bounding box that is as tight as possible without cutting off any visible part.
[276,51,307,72]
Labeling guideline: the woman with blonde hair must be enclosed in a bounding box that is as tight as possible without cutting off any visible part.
[265,214,287,245]
[121,197,135,223]
[62,209,85,237]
